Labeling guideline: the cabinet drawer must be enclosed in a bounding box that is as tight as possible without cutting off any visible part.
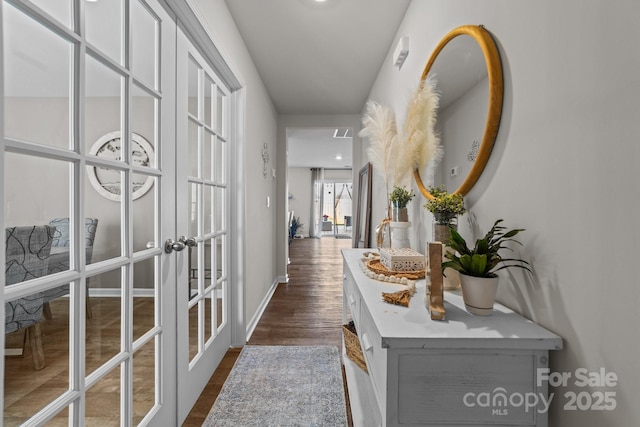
[343,268,360,324]
[358,303,387,414]
[395,352,537,425]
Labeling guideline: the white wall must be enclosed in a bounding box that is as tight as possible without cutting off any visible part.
[364,0,640,425]
[287,167,312,237]
[189,0,279,331]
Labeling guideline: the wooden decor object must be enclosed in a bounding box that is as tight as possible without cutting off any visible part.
[428,242,446,320]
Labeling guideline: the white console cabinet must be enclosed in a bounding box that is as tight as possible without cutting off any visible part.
[342,249,562,427]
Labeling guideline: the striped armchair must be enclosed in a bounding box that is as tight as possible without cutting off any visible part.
[5,225,55,370]
[44,218,98,319]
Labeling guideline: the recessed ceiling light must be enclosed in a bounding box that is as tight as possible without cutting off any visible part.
[314,0,327,2]
[335,155,342,160]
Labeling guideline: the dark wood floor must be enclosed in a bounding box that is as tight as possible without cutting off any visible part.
[182,236,352,426]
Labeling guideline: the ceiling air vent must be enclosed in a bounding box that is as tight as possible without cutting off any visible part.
[333,128,352,139]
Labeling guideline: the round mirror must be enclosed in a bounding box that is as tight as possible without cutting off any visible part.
[414,25,503,199]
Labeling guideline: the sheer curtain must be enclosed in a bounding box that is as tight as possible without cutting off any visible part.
[310,168,324,238]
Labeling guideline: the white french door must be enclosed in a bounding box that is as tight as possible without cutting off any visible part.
[2,0,178,425]
[175,29,233,423]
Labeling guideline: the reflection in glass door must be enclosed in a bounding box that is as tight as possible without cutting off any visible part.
[2,0,177,425]
[176,29,232,423]
[321,182,353,237]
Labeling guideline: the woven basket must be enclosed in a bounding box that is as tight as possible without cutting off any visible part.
[342,322,368,373]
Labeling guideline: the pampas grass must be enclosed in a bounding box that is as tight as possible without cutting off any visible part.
[394,77,443,186]
[359,100,399,203]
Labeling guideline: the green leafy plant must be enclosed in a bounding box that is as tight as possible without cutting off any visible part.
[289,216,303,244]
[389,186,415,208]
[424,185,466,224]
[442,219,531,278]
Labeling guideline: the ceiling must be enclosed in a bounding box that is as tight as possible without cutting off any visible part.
[287,127,354,169]
[224,0,411,168]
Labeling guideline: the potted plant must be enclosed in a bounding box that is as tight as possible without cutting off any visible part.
[388,186,415,222]
[442,219,531,315]
[289,216,303,244]
[424,185,466,244]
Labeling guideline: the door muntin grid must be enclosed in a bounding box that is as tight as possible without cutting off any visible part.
[184,53,230,365]
[2,0,172,424]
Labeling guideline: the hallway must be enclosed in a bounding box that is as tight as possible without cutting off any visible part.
[183,236,353,425]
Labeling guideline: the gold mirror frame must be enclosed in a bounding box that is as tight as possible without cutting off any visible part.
[414,25,503,200]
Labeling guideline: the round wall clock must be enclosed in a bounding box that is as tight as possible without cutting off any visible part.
[87,131,155,202]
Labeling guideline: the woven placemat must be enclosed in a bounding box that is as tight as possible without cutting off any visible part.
[366,258,425,280]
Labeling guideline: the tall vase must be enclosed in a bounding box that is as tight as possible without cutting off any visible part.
[432,216,460,290]
[459,274,499,316]
[391,205,408,222]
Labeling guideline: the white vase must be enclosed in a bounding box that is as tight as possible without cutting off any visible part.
[390,221,411,249]
[459,274,499,316]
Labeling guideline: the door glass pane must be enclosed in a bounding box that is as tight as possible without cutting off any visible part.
[132,0,158,90]
[133,174,156,252]
[86,366,121,425]
[203,130,213,181]
[188,120,199,177]
[188,302,198,361]
[3,4,71,150]
[215,137,226,184]
[188,182,198,238]
[204,75,214,128]
[4,153,70,279]
[133,338,156,424]
[133,258,155,342]
[188,246,199,301]
[85,166,122,260]
[85,0,122,64]
[216,89,226,136]
[214,187,225,232]
[216,235,226,280]
[203,185,212,235]
[215,280,225,331]
[85,55,123,156]
[204,238,213,290]
[86,268,122,375]
[187,56,199,117]
[204,291,212,342]
[30,0,72,28]
[50,408,70,425]
[4,289,70,424]
[132,84,158,169]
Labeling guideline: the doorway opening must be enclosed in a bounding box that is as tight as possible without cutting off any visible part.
[286,127,353,242]
[320,181,353,239]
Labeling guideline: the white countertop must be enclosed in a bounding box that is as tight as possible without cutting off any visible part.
[343,248,563,350]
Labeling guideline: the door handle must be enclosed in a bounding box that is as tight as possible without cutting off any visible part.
[179,236,198,247]
[165,238,185,253]
[165,236,198,253]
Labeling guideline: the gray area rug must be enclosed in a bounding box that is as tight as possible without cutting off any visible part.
[203,345,347,426]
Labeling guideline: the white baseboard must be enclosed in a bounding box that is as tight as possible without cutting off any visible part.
[245,277,283,341]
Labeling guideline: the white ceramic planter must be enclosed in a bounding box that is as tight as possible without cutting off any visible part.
[459,274,499,316]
